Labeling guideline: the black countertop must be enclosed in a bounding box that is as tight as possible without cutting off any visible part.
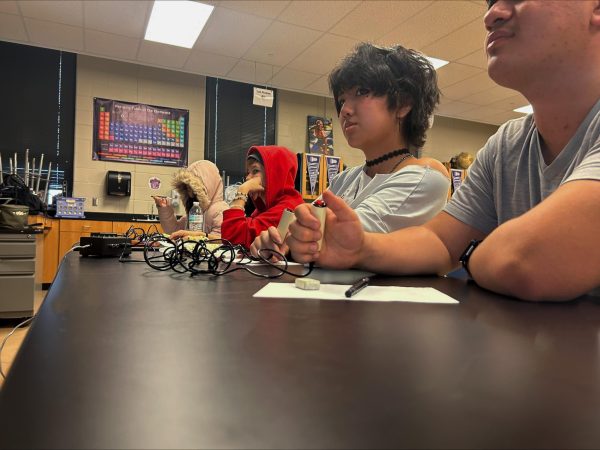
[40,211,165,222]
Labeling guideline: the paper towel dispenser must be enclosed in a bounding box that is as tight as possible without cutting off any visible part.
[106,171,131,196]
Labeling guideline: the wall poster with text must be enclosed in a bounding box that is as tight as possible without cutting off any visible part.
[93,98,189,167]
[307,115,334,155]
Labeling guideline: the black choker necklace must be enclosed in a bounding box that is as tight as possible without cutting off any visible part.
[365,148,410,167]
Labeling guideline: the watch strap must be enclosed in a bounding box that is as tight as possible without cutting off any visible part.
[459,239,482,278]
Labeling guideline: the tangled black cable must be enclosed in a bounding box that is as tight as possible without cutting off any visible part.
[142,234,313,279]
[124,224,162,247]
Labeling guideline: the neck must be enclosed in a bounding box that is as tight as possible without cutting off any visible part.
[520,64,600,163]
[364,148,411,177]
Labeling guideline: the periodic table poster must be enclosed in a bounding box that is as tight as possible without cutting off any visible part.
[93,98,189,167]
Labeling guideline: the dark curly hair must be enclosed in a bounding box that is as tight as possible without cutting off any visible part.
[329,43,440,149]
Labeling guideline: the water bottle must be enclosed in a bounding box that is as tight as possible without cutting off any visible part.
[188,201,203,232]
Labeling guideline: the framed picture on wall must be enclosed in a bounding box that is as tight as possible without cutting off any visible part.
[307,115,334,155]
[92,98,189,167]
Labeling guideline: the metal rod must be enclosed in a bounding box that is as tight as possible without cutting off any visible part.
[9,156,13,175]
[36,154,44,192]
[14,152,17,176]
[25,148,29,187]
[0,153,3,184]
[31,157,36,190]
[43,161,52,196]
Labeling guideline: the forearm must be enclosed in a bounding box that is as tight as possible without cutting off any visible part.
[356,226,455,275]
[158,205,185,234]
[469,218,592,301]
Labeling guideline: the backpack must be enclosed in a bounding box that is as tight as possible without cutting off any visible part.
[0,198,29,231]
[0,173,46,214]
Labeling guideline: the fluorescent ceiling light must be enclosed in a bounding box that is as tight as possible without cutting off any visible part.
[513,105,533,114]
[145,1,214,48]
[426,56,449,70]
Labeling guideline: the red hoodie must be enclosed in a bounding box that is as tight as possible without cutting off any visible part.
[222,146,304,248]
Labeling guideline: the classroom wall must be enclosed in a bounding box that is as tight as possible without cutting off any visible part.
[74,55,205,215]
[73,55,498,214]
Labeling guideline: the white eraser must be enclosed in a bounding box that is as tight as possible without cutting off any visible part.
[295,277,321,290]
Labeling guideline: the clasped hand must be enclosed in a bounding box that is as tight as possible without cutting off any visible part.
[284,191,366,269]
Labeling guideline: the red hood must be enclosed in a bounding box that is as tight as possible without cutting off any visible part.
[247,145,299,211]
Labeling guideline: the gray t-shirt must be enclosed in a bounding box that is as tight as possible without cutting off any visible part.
[445,99,600,234]
[330,164,450,233]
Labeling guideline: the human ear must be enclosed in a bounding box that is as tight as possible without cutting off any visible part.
[396,104,412,120]
[592,1,600,27]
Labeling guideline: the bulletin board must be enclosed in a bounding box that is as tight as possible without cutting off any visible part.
[92,98,189,167]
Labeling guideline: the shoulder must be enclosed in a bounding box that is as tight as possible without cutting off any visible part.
[329,165,363,189]
[410,157,450,180]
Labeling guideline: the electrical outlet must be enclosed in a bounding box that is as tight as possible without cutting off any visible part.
[92,197,99,206]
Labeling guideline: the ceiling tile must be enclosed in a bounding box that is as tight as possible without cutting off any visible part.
[137,40,191,69]
[84,1,151,39]
[437,100,479,116]
[456,106,506,124]
[24,17,84,51]
[488,93,529,111]
[422,18,486,62]
[84,29,139,61]
[0,1,19,15]
[286,33,358,76]
[0,13,27,42]
[277,1,360,32]
[304,75,331,97]
[184,50,238,76]
[195,6,271,58]
[482,110,526,125]
[18,0,83,27]
[436,63,483,89]
[218,1,290,19]
[460,84,520,106]
[243,21,321,66]
[226,59,281,85]
[270,67,321,91]
[330,1,432,42]
[377,0,483,51]
[441,71,497,101]
[457,48,487,69]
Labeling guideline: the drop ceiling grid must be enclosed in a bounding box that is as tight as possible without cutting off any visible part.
[276,0,361,32]
[0,0,529,125]
[241,21,322,67]
[328,1,433,43]
[377,0,484,52]
[194,6,272,59]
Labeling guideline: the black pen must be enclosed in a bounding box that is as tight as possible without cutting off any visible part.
[345,277,370,298]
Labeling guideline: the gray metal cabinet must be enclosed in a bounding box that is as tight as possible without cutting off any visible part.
[0,233,36,318]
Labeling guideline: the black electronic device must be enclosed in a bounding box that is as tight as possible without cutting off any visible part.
[79,233,131,257]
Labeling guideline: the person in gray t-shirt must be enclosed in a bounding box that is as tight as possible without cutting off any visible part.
[288,0,600,302]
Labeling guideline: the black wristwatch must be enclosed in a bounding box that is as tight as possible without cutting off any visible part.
[459,239,482,278]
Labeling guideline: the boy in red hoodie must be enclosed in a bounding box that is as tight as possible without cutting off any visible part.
[221,146,303,248]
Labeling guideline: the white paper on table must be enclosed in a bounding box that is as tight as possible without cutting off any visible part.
[253,283,458,304]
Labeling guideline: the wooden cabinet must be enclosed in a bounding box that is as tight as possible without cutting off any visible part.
[37,219,163,285]
[41,218,59,285]
[58,219,113,262]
